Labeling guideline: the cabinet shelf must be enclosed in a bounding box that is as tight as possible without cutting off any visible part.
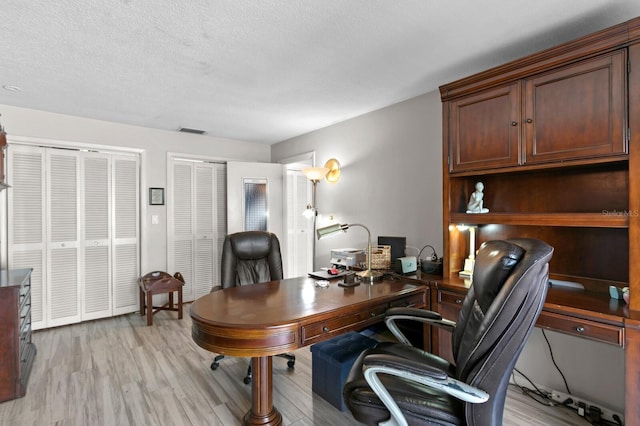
[449,212,628,228]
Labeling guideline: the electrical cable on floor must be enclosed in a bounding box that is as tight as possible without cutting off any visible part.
[541,328,572,395]
[511,333,625,426]
[510,369,555,407]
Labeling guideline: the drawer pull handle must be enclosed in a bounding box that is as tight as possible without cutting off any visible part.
[370,312,376,317]
[322,326,329,332]
[455,299,463,304]
[576,326,585,333]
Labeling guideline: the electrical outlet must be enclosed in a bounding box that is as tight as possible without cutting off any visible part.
[550,389,623,424]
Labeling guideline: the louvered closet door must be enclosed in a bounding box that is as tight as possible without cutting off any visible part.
[170,160,226,301]
[47,150,81,327]
[195,162,226,297]
[214,164,226,288]
[194,165,215,298]
[112,155,139,315]
[82,153,112,320]
[8,145,47,330]
[171,161,195,300]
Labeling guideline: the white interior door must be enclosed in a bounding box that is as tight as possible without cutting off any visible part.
[169,158,226,301]
[285,169,313,277]
[8,145,47,329]
[82,153,112,321]
[47,149,81,327]
[111,155,140,315]
[8,143,140,330]
[226,162,283,239]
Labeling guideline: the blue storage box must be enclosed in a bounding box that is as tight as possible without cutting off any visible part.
[310,331,378,411]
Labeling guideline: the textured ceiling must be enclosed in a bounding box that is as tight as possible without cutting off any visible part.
[2,0,640,144]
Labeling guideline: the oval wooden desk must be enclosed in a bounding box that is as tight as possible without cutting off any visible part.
[190,276,426,426]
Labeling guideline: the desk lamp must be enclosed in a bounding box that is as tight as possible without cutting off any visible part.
[316,223,384,282]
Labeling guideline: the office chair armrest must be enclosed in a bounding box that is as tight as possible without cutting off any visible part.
[385,307,456,346]
[362,353,489,426]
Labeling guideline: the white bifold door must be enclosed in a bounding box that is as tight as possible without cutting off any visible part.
[168,159,227,302]
[8,144,140,330]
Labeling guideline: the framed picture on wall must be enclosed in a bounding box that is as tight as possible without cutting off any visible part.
[149,187,165,205]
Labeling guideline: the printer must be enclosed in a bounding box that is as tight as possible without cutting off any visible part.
[330,248,366,268]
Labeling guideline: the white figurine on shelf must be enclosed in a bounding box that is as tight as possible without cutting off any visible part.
[466,181,489,214]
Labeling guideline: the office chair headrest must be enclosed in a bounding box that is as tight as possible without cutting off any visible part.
[229,231,276,260]
[472,240,525,312]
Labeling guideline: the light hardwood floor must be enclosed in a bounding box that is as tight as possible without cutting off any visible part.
[0,305,589,426]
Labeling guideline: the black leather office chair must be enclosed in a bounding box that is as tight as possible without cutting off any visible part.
[209,231,295,384]
[343,238,553,426]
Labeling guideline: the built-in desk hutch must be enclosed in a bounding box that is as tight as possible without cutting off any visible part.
[436,17,640,424]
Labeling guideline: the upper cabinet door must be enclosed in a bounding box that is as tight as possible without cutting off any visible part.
[524,51,627,164]
[449,82,521,173]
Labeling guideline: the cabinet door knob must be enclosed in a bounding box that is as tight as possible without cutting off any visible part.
[511,121,518,126]
[455,299,463,304]
[526,118,533,123]
[576,326,585,333]
[322,326,329,332]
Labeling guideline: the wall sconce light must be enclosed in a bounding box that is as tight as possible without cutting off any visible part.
[457,224,476,278]
[316,223,383,283]
[323,158,341,184]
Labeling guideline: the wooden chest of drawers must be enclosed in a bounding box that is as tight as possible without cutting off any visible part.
[0,268,35,402]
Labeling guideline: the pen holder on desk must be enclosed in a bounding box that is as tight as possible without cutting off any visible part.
[344,271,356,284]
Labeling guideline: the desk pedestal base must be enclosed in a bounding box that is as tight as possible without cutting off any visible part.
[243,356,282,426]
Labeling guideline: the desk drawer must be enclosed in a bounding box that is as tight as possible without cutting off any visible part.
[389,293,426,309]
[537,311,624,346]
[439,290,465,307]
[302,303,387,345]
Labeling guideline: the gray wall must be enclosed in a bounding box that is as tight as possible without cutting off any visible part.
[271,89,625,415]
[272,91,444,266]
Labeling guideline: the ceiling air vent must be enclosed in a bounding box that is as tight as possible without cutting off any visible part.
[178,127,207,135]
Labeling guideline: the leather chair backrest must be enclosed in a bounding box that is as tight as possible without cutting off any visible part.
[220,231,284,288]
[452,238,553,425]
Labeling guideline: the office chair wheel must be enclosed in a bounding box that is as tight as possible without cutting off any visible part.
[210,362,219,371]
[243,375,252,384]
[287,360,295,369]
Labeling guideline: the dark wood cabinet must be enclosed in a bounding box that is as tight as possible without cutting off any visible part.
[447,51,627,174]
[440,17,640,425]
[0,268,35,403]
[449,83,521,172]
[524,51,627,165]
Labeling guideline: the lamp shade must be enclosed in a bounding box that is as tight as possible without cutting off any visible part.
[316,223,348,239]
[302,167,329,181]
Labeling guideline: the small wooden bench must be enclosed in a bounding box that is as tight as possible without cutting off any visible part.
[138,271,185,326]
